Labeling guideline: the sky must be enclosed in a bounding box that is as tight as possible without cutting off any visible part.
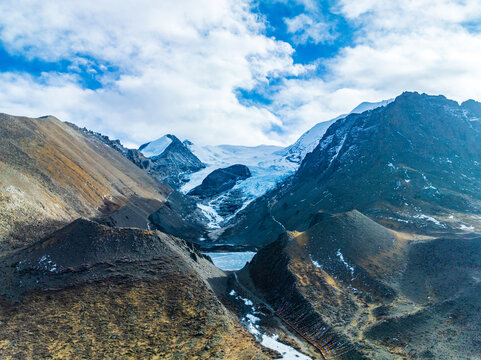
[0,1,481,147]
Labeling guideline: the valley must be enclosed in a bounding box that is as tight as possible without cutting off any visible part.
[1,92,481,359]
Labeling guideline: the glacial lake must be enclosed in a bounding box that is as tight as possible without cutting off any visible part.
[203,251,256,271]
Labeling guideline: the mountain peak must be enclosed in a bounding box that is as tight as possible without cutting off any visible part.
[139,134,182,157]
[350,98,394,114]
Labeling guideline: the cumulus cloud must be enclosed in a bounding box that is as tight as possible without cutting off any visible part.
[0,0,481,147]
[0,0,305,146]
[265,0,481,142]
[284,14,336,44]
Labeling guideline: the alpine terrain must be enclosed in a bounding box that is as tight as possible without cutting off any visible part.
[1,92,481,360]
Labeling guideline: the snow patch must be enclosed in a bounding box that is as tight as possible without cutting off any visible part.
[460,224,475,231]
[140,135,172,158]
[329,135,347,167]
[38,255,59,273]
[413,214,442,226]
[336,249,355,279]
[228,291,312,360]
[310,255,323,269]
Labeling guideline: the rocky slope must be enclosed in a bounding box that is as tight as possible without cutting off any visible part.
[240,210,481,359]
[0,219,274,359]
[0,114,163,251]
[281,99,393,164]
[221,92,481,247]
[139,134,206,189]
[71,128,206,191]
[189,164,251,200]
[0,114,207,252]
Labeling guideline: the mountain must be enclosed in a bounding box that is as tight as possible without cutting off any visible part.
[188,164,252,199]
[220,92,481,247]
[0,114,166,252]
[0,219,274,359]
[0,114,210,251]
[139,134,206,189]
[281,99,394,164]
[238,210,481,359]
[134,99,392,232]
[3,92,481,359]
[181,100,392,230]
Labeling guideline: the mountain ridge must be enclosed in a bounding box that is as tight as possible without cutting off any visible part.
[218,92,481,247]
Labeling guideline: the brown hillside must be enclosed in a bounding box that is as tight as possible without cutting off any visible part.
[0,113,170,251]
[0,219,274,360]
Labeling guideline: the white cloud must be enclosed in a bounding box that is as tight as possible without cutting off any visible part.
[265,0,481,143]
[0,0,305,146]
[336,0,481,26]
[1,0,481,148]
[284,14,336,44]
[328,0,481,103]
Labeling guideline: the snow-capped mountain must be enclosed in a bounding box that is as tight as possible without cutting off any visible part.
[139,135,173,158]
[182,143,298,229]
[220,92,481,247]
[138,134,205,188]
[281,99,394,164]
[138,99,394,230]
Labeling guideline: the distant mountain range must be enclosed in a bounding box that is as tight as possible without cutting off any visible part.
[137,99,393,232]
[220,92,481,247]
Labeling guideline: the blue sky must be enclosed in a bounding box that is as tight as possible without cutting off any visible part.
[0,0,480,147]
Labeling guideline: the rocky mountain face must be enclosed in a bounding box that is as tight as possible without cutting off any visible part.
[139,134,206,189]
[281,99,393,165]
[0,114,165,252]
[73,127,206,191]
[221,92,481,247]
[0,219,273,359]
[189,164,251,199]
[239,210,481,359]
[0,114,208,251]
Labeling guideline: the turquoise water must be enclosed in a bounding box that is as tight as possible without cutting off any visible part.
[203,251,256,271]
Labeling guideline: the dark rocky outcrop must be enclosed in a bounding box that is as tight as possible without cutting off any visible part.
[148,190,209,243]
[145,135,206,189]
[189,164,251,199]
